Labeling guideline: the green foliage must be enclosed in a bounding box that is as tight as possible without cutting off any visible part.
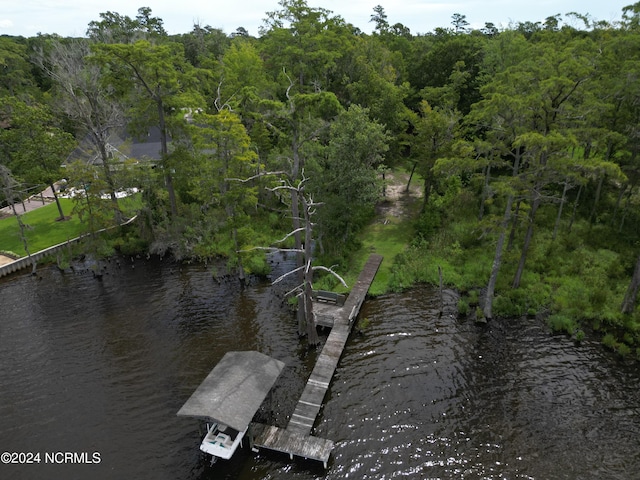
[0,199,85,255]
[547,314,578,335]
[5,1,640,359]
[313,105,389,255]
[457,298,470,316]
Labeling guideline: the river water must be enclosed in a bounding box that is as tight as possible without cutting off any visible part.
[0,256,639,480]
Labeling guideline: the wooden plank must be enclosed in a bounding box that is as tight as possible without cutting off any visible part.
[251,423,334,467]
[253,255,383,468]
[285,254,383,437]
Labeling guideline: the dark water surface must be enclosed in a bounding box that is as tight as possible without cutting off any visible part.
[1,257,639,479]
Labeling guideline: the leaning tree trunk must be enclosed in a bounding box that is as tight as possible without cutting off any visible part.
[406,161,417,193]
[553,178,571,241]
[484,149,522,319]
[512,195,540,289]
[478,165,491,221]
[507,200,521,251]
[588,173,604,226]
[622,254,640,315]
[568,184,582,234]
[484,194,514,320]
[50,182,66,221]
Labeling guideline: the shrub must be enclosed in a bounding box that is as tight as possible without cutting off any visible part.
[547,314,577,335]
[457,298,470,316]
[493,294,524,317]
[468,289,479,305]
[602,333,617,350]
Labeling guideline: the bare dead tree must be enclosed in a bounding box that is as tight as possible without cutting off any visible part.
[238,172,347,346]
[34,39,126,223]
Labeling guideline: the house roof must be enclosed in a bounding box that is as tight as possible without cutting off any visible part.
[177,351,285,432]
[65,126,166,166]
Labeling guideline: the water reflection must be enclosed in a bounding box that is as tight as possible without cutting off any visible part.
[0,261,639,480]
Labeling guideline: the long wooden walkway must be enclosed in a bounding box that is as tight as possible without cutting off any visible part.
[251,254,383,468]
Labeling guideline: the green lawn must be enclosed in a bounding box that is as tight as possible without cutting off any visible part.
[0,195,142,257]
[0,199,88,256]
[344,216,414,296]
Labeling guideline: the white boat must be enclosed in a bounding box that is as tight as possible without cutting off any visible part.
[177,351,285,464]
[200,422,247,460]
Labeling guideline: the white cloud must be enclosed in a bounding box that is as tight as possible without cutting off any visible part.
[0,19,14,29]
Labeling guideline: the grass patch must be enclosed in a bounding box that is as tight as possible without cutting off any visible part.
[0,195,143,257]
[338,216,414,296]
[0,199,86,255]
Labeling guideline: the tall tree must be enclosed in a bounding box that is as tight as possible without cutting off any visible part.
[87,6,167,44]
[36,38,126,223]
[0,98,75,221]
[411,100,461,210]
[92,40,201,219]
[260,0,352,93]
[370,5,389,34]
[259,73,341,338]
[185,110,260,275]
[0,37,38,99]
[313,104,389,253]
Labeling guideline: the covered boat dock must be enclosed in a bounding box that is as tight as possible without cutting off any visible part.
[177,351,285,459]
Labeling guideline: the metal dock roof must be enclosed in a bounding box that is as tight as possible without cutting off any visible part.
[177,351,285,432]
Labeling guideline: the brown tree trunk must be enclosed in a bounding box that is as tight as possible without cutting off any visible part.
[51,182,66,221]
[589,174,604,225]
[484,194,513,320]
[157,98,177,219]
[97,141,123,223]
[568,184,582,234]
[512,195,540,289]
[484,149,522,319]
[552,178,570,241]
[406,161,417,193]
[622,254,640,314]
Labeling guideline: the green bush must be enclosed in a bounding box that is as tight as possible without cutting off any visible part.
[547,314,577,335]
[602,333,617,350]
[493,294,524,317]
[457,298,470,316]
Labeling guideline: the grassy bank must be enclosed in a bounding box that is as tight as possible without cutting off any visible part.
[0,199,85,255]
[315,171,422,296]
[375,176,640,359]
[0,195,142,256]
[338,210,415,296]
[314,170,640,359]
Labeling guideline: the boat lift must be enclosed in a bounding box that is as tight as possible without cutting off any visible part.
[177,351,285,464]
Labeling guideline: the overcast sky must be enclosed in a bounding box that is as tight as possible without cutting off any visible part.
[0,1,628,38]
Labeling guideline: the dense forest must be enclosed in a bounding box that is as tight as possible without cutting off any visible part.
[2,1,640,355]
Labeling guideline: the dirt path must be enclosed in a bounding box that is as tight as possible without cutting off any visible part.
[376,170,422,221]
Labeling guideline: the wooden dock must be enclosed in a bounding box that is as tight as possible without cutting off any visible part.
[251,254,383,468]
